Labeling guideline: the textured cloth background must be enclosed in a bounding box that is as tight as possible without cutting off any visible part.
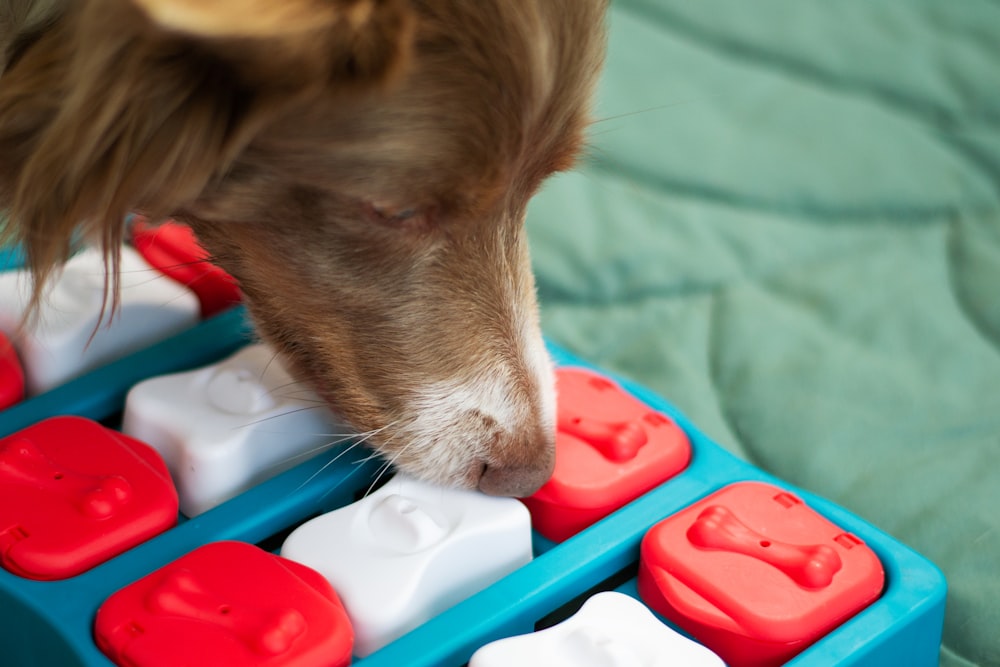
[526,2,1000,664]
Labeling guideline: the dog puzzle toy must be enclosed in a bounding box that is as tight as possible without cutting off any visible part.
[469,591,724,666]
[0,275,946,666]
[94,541,353,667]
[638,481,885,666]
[0,246,199,395]
[122,343,347,517]
[280,474,534,657]
[0,416,177,580]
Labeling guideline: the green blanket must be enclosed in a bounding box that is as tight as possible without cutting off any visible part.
[526,2,1000,665]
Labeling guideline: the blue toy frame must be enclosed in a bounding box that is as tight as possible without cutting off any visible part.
[0,306,946,666]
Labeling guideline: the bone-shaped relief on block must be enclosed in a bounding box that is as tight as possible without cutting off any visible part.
[687,505,843,589]
[146,569,307,656]
[557,413,649,462]
[0,437,132,519]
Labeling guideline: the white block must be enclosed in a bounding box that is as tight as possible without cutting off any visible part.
[469,591,725,667]
[122,344,349,516]
[0,246,200,395]
[280,474,533,657]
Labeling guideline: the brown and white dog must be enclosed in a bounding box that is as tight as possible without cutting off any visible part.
[0,0,607,497]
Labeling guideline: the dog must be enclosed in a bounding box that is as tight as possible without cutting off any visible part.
[0,0,607,497]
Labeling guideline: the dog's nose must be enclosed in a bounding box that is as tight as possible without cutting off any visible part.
[477,429,555,497]
[478,460,553,497]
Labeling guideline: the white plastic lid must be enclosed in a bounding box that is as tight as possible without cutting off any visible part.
[121,344,350,516]
[280,474,533,657]
[0,246,200,395]
[469,591,725,667]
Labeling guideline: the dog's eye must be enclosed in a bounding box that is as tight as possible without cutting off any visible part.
[389,208,418,221]
[365,203,424,227]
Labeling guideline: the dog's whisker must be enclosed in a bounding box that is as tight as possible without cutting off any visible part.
[351,429,401,466]
[153,289,204,310]
[113,261,211,275]
[270,396,329,405]
[135,259,217,272]
[251,431,361,443]
[291,439,366,494]
[349,430,401,468]
[316,447,383,504]
[272,438,351,465]
[363,459,395,499]
[229,404,325,429]
[265,379,311,394]
[262,381,328,404]
[260,429,361,437]
[362,437,413,499]
[291,421,395,494]
[353,449,386,465]
[259,349,282,385]
[262,390,325,404]
[590,97,712,126]
[289,438,367,489]
[114,272,197,296]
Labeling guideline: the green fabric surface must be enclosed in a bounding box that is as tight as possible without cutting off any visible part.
[526,2,1000,665]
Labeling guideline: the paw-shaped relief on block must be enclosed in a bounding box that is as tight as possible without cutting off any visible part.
[131,219,241,318]
[0,246,200,396]
[95,541,353,667]
[521,367,692,542]
[0,331,24,410]
[122,344,348,517]
[0,416,178,580]
[637,481,885,667]
[280,474,533,657]
[469,591,725,666]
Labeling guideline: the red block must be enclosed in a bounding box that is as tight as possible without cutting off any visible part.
[95,541,354,667]
[638,481,885,667]
[131,219,241,318]
[0,331,24,409]
[0,416,178,580]
[522,368,691,542]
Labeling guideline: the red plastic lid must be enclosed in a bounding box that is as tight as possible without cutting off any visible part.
[638,481,885,666]
[0,331,24,409]
[0,416,178,580]
[523,368,691,541]
[131,219,241,318]
[95,541,354,667]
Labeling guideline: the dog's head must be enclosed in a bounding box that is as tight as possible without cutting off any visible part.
[0,0,607,496]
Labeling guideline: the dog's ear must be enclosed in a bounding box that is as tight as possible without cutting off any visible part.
[0,0,414,314]
[130,0,360,36]
[128,0,416,86]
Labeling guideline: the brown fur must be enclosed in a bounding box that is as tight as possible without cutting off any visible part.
[0,0,607,496]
